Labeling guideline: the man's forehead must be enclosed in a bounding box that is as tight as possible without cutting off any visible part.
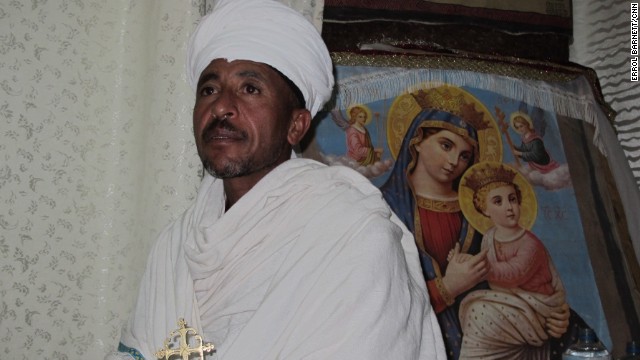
[203,59,272,75]
[198,59,274,83]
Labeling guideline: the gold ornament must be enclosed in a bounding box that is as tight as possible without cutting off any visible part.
[410,88,491,131]
[385,85,502,162]
[155,318,215,360]
[463,162,517,193]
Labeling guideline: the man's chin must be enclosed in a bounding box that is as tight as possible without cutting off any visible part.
[200,146,289,180]
[202,159,248,179]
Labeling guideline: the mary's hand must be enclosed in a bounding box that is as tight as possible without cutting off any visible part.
[546,302,570,338]
[442,244,489,298]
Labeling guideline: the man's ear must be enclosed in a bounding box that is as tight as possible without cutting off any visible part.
[287,109,312,145]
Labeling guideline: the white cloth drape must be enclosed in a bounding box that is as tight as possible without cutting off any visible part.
[118,158,446,359]
[570,0,640,189]
[570,0,640,304]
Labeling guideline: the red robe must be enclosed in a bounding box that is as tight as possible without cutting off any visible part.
[415,196,463,313]
[346,125,376,165]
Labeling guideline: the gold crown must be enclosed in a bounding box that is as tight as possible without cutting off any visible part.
[463,163,517,193]
[411,88,490,131]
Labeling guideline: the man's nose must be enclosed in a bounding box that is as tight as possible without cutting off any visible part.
[210,89,236,120]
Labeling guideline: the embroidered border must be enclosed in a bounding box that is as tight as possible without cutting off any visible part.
[435,277,455,306]
[118,342,146,360]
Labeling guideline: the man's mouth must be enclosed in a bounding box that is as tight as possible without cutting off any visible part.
[202,119,246,143]
[204,128,244,142]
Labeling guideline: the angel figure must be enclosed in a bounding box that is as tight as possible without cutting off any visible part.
[510,104,560,174]
[330,105,382,166]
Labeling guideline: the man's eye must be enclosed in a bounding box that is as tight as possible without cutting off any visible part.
[200,86,215,96]
[244,84,260,94]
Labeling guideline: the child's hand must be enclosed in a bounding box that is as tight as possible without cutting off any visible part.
[447,243,486,263]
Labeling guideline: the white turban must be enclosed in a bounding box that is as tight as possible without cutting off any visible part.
[186,0,334,117]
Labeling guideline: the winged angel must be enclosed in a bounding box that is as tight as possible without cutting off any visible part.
[502,103,571,190]
[325,105,393,179]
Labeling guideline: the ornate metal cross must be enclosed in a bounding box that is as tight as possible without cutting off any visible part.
[155,318,215,360]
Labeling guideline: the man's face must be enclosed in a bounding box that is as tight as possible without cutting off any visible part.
[193,59,304,182]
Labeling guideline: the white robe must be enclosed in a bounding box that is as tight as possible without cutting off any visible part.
[109,158,446,359]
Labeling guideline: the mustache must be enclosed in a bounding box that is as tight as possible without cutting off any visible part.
[201,115,246,142]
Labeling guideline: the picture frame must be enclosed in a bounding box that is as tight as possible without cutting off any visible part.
[301,51,639,357]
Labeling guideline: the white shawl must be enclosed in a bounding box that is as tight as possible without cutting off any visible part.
[114,158,445,359]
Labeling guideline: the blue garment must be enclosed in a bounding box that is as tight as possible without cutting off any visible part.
[380,109,485,359]
[118,342,145,360]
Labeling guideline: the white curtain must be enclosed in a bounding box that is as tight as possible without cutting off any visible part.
[0,0,322,358]
[0,0,203,357]
[570,0,640,275]
[571,0,640,189]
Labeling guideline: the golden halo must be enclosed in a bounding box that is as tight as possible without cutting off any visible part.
[386,84,503,163]
[509,111,533,131]
[458,161,537,234]
[346,104,373,125]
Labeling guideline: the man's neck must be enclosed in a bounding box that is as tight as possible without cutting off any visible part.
[222,160,287,210]
[223,173,266,210]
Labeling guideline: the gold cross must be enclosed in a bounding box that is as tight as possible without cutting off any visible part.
[155,318,215,360]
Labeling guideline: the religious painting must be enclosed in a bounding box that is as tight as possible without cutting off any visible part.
[301,53,615,359]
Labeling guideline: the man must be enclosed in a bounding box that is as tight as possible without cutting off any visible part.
[107,0,446,359]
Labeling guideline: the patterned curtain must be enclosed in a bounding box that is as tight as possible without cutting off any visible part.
[0,0,324,358]
[1,0,202,358]
[570,0,640,189]
[203,0,325,29]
